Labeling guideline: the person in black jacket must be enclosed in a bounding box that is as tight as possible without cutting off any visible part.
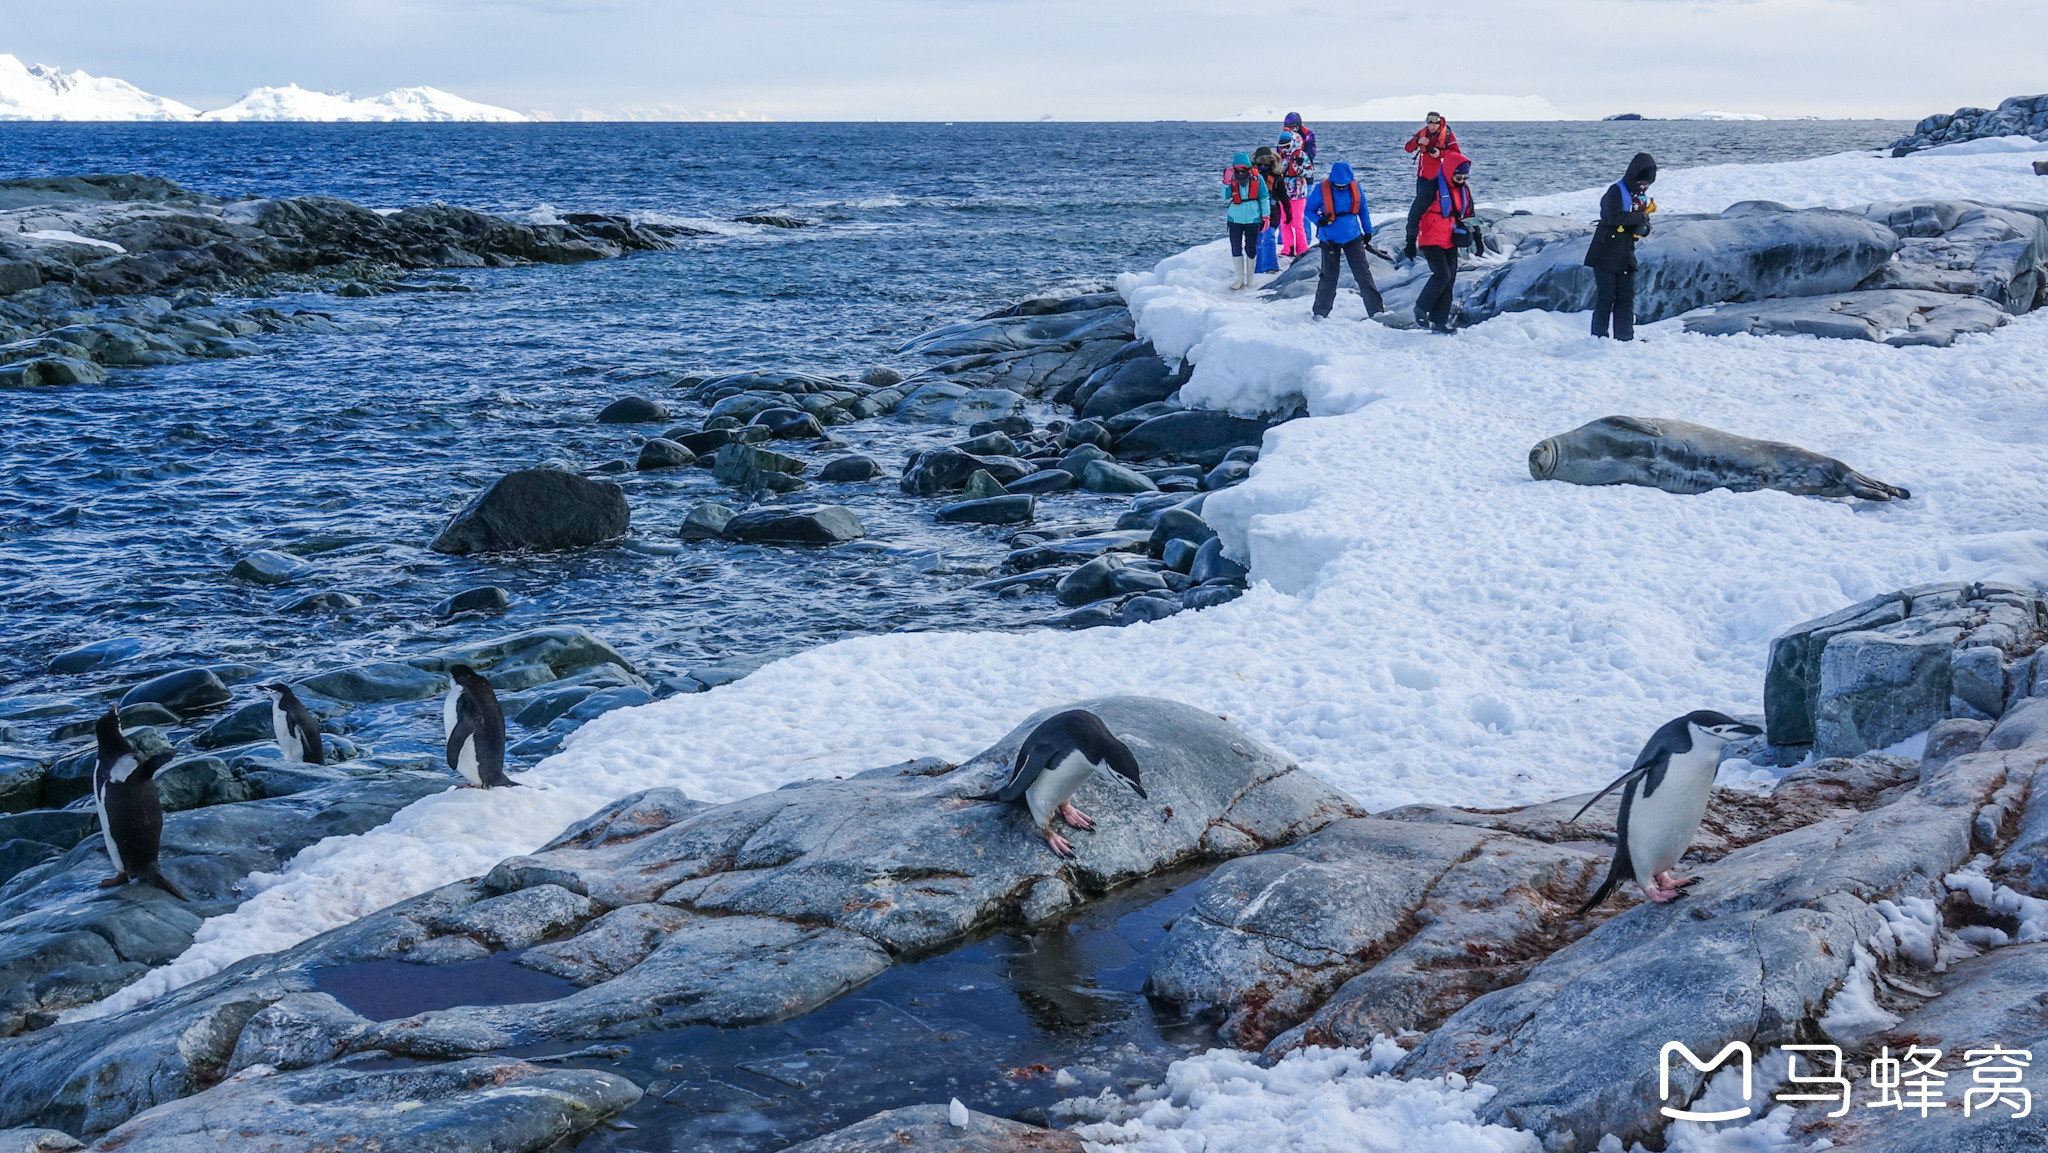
[1583,152,1657,340]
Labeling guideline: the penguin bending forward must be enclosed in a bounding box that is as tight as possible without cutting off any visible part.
[261,683,324,765]
[92,709,186,899]
[973,710,1146,858]
[444,664,516,788]
[1572,709,1762,914]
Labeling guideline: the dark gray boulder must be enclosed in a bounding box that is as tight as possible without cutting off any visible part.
[710,443,807,494]
[1187,537,1249,585]
[676,501,736,541]
[1077,356,1186,419]
[1079,459,1157,494]
[934,495,1035,525]
[899,449,1034,496]
[432,586,511,618]
[721,505,865,545]
[299,661,443,703]
[227,550,315,586]
[818,455,881,482]
[118,668,230,714]
[595,395,668,423]
[429,470,630,554]
[634,437,696,469]
[1114,411,1269,468]
[1859,201,2046,313]
[46,640,147,676]
[1056,556,1125,607]
[1007,469,1078,495]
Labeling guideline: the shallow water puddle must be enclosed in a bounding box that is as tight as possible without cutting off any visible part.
[315,953,581,1021]
[534,866,1215,1152]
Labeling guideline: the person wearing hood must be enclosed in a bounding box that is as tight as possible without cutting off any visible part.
[1221,151,1272,290]
[1413,154,1479,333]
[1277,130,1315,257]
[1584,152,1658,340]
[1284,112,1318,163]
[1402,111,1459,257]
[1309,161,1385,321]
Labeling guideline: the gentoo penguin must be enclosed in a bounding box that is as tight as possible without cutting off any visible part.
[974,710,1146,858]
[1572,710,1762,914]
[444,664,515,788]
[260,683,324,765]
[91,709,185,899]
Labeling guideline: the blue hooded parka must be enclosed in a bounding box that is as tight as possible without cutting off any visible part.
[1312,162,1371,245]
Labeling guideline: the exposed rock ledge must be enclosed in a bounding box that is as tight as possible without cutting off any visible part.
[0,698,1356,1142]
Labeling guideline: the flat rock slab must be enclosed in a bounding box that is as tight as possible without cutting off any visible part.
[1684,288,2010,347]
[782,1103,1083,1152]
[78,1057,639,1153]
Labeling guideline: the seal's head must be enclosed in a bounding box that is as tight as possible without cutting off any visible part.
[1528,438,1560,480]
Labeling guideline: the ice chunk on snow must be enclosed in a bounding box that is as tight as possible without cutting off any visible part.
[948,1097,969,1127]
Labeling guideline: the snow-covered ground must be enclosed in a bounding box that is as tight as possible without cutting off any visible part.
[0,55,526,121]
[1234,94,1575,122]
[1503,136,2048,219]
[70,143,2048,1150]
[0,54,197,120]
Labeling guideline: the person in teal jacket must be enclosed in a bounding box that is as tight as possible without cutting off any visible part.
[1221,152,1271,290]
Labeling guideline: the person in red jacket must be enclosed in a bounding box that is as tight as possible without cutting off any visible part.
[1413,154,1480,333]
[1402,112,1460,257]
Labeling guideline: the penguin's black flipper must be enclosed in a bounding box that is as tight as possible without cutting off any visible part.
[137,866,188,902]
[1568,765,1645,824]
[972,738,1059,804]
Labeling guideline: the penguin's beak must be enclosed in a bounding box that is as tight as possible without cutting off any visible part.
[1125,776,1148,800]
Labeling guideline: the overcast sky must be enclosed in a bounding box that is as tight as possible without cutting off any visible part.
[6,0,2039,121]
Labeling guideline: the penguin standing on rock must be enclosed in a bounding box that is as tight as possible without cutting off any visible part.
[1572,710,1762,914]
[261,683,324,765]
[92,709,186,899]
[973,710,1146,858]
[444,664,516,788]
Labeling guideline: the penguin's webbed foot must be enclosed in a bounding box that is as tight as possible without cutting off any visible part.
[1058,802,1094,831]
[1045,832,1076,859]
[99,873,130,889]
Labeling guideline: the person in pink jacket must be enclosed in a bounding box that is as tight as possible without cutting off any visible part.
[1277,130,1315,258]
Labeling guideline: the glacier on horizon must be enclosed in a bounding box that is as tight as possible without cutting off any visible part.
[1231,93,1577,122]
[0,54,527,122]
[0,54,199,120]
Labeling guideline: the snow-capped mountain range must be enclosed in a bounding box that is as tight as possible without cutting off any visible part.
[0,54,528,122]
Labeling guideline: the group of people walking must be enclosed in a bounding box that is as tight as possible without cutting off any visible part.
[1221,112,1660,339]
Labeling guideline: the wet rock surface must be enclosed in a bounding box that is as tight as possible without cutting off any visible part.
[0,698,1354,1142]
[783,1103,1084,1152]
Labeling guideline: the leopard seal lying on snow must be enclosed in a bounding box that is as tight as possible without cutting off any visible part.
[1528,415,1910,501]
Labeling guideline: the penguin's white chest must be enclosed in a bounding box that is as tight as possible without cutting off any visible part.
[270,703,302,762]
[453,735,482,787]
[1026,752,1098,830]
[1628,751,1719,883]
[442,685,463,738]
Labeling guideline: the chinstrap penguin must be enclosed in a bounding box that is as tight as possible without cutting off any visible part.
[973,709,1146,858]
[1572,709,1762,914]
[91,709,186,899]
[261,683,324,765]
[444,664,516,788]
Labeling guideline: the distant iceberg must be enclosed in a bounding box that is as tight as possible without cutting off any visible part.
[0,54,199,120]
[1679,109,1770,121]
[0,55,527,122]
[1232,94,1577,122]
[199,83,529,123]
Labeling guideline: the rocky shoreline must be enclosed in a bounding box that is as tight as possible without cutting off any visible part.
[5,155,2048,1153]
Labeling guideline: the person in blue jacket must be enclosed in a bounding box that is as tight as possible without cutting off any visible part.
[1221,151,1272,290]
[1309,161,1384,320]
